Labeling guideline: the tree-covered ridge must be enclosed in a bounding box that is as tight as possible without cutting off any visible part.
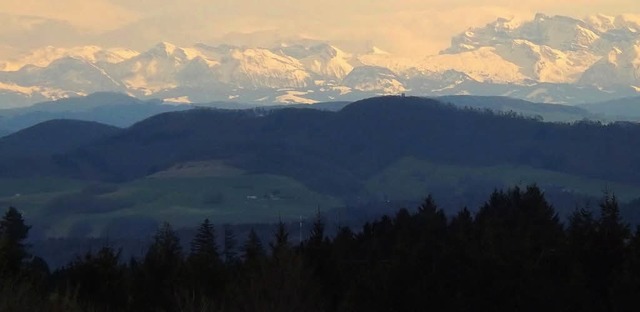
[2,185,640,311]
[2,96,640,199]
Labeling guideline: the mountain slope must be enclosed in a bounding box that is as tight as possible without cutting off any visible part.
[579,42,640,87]
[6,57,125,94]
[0,45,139,71]
[278,43,354,81]
[579,96,640,119]
[437,95,593,122]
[11,92,151,112]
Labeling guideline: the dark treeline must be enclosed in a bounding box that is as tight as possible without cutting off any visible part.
[2,185,640,311]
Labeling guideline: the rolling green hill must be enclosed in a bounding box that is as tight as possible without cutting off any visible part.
[0,161,342,237]
[2,95,640,237]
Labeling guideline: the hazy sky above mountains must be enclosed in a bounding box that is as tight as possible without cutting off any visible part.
[0,0,638,57]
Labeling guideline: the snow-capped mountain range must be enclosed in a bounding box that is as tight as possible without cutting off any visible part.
[1,13,640,108]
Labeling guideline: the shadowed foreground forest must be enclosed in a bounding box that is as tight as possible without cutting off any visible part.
[1,185,640,312]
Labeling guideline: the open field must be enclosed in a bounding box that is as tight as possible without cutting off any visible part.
[3,158,640,238]
[366,157,640,202]
[0,161,342,237]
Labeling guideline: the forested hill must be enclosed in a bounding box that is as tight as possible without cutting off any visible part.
[1,96,640,198]
[0,120,120,162]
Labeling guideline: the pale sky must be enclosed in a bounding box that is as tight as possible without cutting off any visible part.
[1,0,639,57]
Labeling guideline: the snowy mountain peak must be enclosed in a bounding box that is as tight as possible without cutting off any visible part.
[0,13,640,107]
[342,66,405,94]
[443,13,640,54]
[493,16,522,30]
[436,13,640,86]
[218,47,311,89]
[579,41,640,87]
[586,14,618,32]
[0,46,140,71]
[282,44,354,81]
[370,47,390,55]
[151,42,178,55]
[533,13,550,21]
[599,14,640,32]
[140,42,207,62]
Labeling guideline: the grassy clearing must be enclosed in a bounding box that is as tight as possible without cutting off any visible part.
[3,159,639,237]
[0,162,342,237]
[0,177,85,197]
[366,157,640,202]
[107,174,342,223]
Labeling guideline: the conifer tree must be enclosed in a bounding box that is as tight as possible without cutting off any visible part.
[187,219,223,301]
[309,211,326,246]
[146,222,182,266]
[0,207,31,275]
[417,194,438,214]
[61,246,127,310]
[223,224,238,264]
[271,221,290,259]
[190,218,219,263]
[594,193,630,311]
[243,228,265,264]
[135,222,183,312]
[598,193,629,258]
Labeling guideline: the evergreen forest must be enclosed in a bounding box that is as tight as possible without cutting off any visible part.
[2,185,640,312]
